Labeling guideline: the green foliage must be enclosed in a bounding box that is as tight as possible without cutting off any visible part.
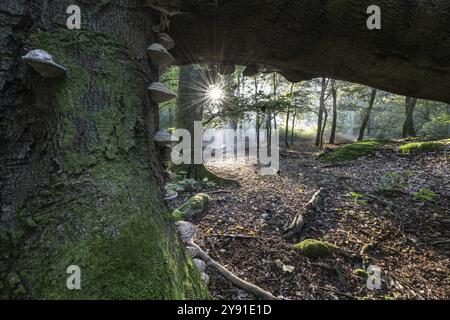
[293,239,337,259]
[413,188,436,203]
[165,169,220,193]
[346,192,368,205]
[376,172,410,193]
[399,141,445,155]
[421,113,450,138]
[321,141,380,162]
[165,178,200,193]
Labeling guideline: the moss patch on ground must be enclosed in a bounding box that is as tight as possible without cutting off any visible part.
[321,141,381,162]
[399,140,447,155]
[293,239,338,259]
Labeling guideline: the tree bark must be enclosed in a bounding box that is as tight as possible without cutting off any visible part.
[329,80,338,144]
[315,78,328,146]
[358,89,377,141]
[175,65,236,184]
[0,0,208,299]
[290,105,298,146]
[402,97,417,138]
[285,109,291,148]
[169,0,450,104]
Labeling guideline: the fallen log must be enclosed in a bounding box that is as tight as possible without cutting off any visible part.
[283,188,323,239]
[189,243,278,300]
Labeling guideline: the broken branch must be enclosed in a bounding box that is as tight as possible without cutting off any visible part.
[189,242,278,300]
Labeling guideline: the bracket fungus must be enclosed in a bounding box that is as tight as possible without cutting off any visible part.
[186,246,199,258]
[154,130,176,146]
[22,49,67,78]
[154,130,176,164]
[158,33,175,50]
[147,43,175,68]
[201,273,210,285]
[164,190,178,201]
[193,258,207,273]
[148,82,177,103]
[175,221,197,243]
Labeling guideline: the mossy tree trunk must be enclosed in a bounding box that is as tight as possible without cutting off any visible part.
[0,0,209,299]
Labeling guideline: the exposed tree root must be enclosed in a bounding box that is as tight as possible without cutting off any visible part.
[174,164,241,187]
[189,242,279,300]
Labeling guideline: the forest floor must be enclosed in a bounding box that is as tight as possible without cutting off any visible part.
[170,141,450,300]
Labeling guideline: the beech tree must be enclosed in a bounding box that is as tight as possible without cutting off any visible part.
[358,89,378,141]
[2,0,450,299]
[402,97,418,138]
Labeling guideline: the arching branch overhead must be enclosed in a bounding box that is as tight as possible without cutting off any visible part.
[146,0,450,103]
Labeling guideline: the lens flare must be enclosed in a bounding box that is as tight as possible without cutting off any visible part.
[207,85,225,104]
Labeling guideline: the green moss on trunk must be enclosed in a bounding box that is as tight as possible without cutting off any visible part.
[3,29,209,299]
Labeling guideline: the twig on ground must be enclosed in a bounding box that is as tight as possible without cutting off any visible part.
[212,233,261,240]
[189,242,279,300]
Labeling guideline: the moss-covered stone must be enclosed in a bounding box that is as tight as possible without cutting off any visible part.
[173,193,211,221]
[353,268,369,279]
[293,239,338,259]
[321,141,381,162]
[399,140,446,155]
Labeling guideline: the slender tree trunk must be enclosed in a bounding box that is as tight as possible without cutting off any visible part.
[329,80,338,144]
[358,89,378,141]
[285,84,295,148]
[290,105,298,146]
[402,97,417,138]
[285,109,291,148]
[319,104,328,149]
[254,76,260,161]
[315,78,328,146]
[0,1,208,299]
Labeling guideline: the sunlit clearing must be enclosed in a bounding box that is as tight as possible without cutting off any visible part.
[207,85,225,104]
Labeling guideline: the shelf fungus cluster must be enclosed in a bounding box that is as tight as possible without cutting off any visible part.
[175,221,210,285]
[147,30,177,104]
[22,49,67,78]
[147,43,175,68]
[153,129,176,170]
[148,82,177,103]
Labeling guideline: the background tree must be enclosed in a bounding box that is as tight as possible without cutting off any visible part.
[402,97,418,138]
[358,89,378,141]
[329,80,338,144]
